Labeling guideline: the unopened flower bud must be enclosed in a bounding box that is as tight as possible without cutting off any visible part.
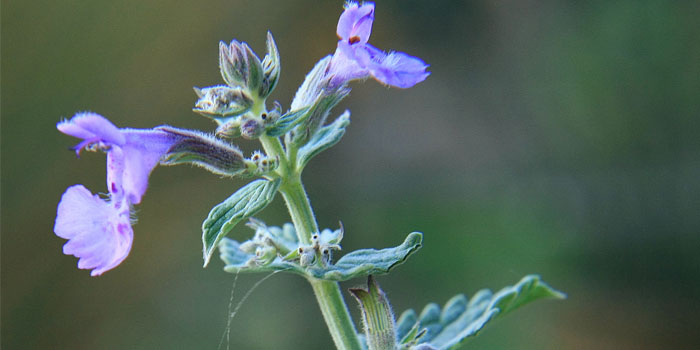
[299,246,316,267]
[219,40,263,94]
[255,246,277,265]
[239,240,258,254]
[215,118,242,138]
[259,31,281,99]
[240,118,264,139]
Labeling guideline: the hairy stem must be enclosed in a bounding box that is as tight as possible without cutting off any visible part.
[259,136,362,350]
[279,176,362,350]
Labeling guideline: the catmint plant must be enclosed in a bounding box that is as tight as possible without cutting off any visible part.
[54,2,564,349]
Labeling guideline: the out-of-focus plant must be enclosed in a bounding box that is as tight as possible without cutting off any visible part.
[53,2,563,349]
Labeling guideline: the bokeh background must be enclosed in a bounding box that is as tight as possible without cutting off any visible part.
[2,0,699,349]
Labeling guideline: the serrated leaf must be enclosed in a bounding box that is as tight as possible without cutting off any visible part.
[219,232,423,281]
[265,106,311,137]
[202,178,280,266]
[396,275,565,350]
[296,111,350,169]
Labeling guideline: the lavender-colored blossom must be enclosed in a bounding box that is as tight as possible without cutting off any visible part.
[55,112,177,275]
[57,112,176,204]
[328,2,429,88]
[54,185,133,276]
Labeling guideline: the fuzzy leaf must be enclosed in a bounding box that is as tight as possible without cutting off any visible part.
[297,111,350,169]
[396,275,565,350]
[219,232,423,281]
[266,106,311,137]
[202,178,280,266]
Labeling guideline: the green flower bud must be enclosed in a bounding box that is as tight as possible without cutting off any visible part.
[240,118,264,139]
[259,31,281,99]
[215,118,243,138]
[219,39,264,95]
[193,85,253,118]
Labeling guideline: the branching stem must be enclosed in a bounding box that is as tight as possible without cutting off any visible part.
[259,135,362,350]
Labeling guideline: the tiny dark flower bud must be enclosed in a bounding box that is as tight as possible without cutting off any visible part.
[243,150,279,177]
[299,246,316,267]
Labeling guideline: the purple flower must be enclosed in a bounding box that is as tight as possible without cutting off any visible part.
[57,112,176,204]
[54,185,132,276]
[328,2,429,88]
[55,112,177,275]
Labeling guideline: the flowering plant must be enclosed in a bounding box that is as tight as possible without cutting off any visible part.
[54,2,563,349]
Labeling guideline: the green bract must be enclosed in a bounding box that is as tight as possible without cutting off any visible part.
[201,178,280,266]
[395,275,566,350]
[218,224,422,281]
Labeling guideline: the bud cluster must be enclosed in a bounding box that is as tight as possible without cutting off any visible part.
[233,218,345,269]
[243,151,279,177]
[193,32,282,141]
[237,219,298,266]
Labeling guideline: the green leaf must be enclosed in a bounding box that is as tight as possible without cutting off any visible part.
[201,178,280,266]
[219,231,423,281]
[296,111,350,169]
[395,275,565,350]
[265,106,311,137]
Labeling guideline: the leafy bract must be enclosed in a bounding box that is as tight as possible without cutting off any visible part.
[266,106,311,137]
[201,178,280,266]
[297,111,350,169]
[219,231,422,281]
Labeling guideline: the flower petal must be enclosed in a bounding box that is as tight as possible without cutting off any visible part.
[337,2,375,44]
[119,129,177,204]
[329,43,371,85]
[367,49,430,89]
[57,112,126,148]
[54,185,133,276]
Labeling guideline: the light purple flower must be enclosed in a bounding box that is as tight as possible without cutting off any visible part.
[328,2,429,88]
[54,185,132,276]
[57,112,176,204]
[55,112,177,275]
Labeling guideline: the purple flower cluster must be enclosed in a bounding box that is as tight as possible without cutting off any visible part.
[54,2,429,276]
[55,113,176,276]
[329,2,429,88]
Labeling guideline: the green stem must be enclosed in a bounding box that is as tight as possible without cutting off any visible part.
[280,174,362,350]
[259,135,289,177]
[259,134,361,350]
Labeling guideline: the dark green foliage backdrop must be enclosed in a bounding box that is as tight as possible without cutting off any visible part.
[2,0,699,349]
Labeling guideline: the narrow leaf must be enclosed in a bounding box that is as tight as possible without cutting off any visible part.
[265,106,311,137]
[202,178,280,266]
[297,111,350,169]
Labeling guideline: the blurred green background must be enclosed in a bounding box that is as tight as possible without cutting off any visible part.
[3,0,699,349]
